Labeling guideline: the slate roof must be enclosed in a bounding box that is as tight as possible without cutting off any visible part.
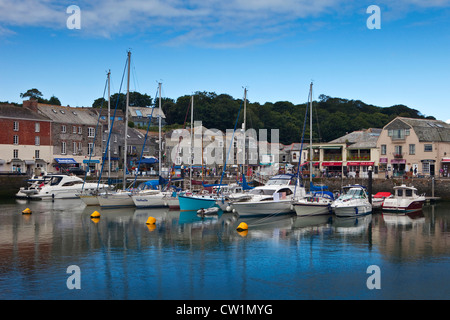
[387,117,450,142]
[0,104,51,121]
[36,104,99,125]
[329,128,381,148]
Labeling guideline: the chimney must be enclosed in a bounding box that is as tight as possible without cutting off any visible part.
[23,98,39,112]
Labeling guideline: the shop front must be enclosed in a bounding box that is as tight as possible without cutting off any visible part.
[321,162,342,177]
[346,161,375,178]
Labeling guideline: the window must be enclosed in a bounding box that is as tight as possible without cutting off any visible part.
[13,135,19,145]
[13,121,19,131]
[61,141,66,155]
[73,126,77,133]
[422,162,430,174]
[35,123,40,132]
[61,125,66,133]
[13,149,18,158]
[381,145,386,155]
[394,145,402,155]
[88,127,95,138]
[73,142,77,154]
[78,142,82,153]
[35,136,40,146]
[78,126,82,134]
[88,143,94,156]
[424,144,433,152]
[114,134,117,143]
[409,144,415,155]
[35,150,40,159]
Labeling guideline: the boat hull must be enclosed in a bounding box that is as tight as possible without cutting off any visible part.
[332,203,372,217]
[232,200,294,217]
[79,194,100,206]
[98,192,134,208]
[178,194,218,212]
[382,200,424,212]
[132,193,166,208]
[294,202,331,216]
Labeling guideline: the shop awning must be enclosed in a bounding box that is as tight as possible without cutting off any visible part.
[54,158,78,164]
[322,162,342,166]
[24,160,35,165]
[442,158,450,162]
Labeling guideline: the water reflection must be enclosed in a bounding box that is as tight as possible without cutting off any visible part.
[1,198,449,299]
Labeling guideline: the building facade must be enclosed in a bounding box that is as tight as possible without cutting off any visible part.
[377,117,450,177]
[0,104,52,174]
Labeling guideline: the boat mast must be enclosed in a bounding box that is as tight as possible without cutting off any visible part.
[124,50,131,190]
[158,82,162,181]
[190,94,193,191]
[107,69,111,179]
[242,87,247,180]
[309,82,313,187]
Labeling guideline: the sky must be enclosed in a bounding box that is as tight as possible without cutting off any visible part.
[1,0,450,122]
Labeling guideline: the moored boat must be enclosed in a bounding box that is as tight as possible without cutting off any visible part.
[382,184,425,212]
[331,185,372,217]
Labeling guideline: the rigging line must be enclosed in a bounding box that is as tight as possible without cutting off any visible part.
[81,75,109,192]
[218,98,244,190]
[293,88,310,197]
[132,107,155,189]
[96,56,129,190]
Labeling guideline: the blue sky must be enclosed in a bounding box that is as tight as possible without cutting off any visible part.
[1,0,450,122]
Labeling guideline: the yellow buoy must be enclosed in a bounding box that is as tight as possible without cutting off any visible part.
[237,229,248,237]
[236,222,248,231]
[147,224,156,232]
[146,216,156,225]
[90,211,100,218]
[22,208,32,214]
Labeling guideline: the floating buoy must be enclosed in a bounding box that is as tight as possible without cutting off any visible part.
[236,222,248,231]
[22,208,32,214]
[147,224,156,232]
[90,211,100,218]
[237,229,248,237]
[146,216,156,225]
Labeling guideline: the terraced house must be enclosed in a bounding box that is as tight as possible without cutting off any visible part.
[23,99,103,174]
[377,117,450,177]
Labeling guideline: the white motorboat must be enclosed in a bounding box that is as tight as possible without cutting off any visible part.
[230,174,306,217]
[16,174,51,198]
[331,185,372,217]
[21,174,110,200]
[293,191,334,216]
[382,184,425,212]
[371,191,392,210]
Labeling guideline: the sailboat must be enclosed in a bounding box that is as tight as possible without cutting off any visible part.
[293,82,334,216]
[97,50,135,208]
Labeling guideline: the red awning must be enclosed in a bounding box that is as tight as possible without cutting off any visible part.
[322,162,342,166]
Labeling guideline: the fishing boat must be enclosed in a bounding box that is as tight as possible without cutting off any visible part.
[22,174,110,200]
[230,174,306,217]
[382,184,425,212]
[331,185,372,217]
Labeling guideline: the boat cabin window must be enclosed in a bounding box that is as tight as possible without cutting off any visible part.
[347,188,365,198]
[397,189,403,197]
[266,179,290,186]
[277,188,293,196]
[405,189,413,197]
[50,176,63,186]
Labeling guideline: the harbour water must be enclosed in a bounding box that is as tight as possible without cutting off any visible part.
[0,198,449,300]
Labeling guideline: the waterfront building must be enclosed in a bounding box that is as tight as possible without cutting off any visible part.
[0,103,52,174]
[23,99,103,174]
[377,117,450,177]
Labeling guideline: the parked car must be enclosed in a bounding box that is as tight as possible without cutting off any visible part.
[68,167,85,175]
